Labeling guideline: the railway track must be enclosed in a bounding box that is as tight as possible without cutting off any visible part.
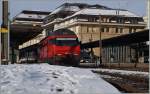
[92,70,149,93]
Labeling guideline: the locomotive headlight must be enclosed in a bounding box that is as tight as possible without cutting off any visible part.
[73,53,79,55]
[55,54,63,61]
[85,60,89,63]
[57,54,62,56]
[65,53,71,55]
[80,59,84,62]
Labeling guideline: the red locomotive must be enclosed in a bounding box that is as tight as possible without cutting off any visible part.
[39,29,80,66]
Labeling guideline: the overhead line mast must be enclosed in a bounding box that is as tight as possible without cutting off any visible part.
[0,0,10,64]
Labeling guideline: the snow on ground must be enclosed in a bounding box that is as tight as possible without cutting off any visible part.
[0,64,120,94]
[92,68,149,78]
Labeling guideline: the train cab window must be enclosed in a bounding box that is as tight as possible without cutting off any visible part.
[49,39,55,44]
[55,38,79,46]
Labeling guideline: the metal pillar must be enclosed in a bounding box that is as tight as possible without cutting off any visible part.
[117,46,120,67]
[106,47,108,63]
[121,46,123,63]
[99,15,102,65]
[147,0,150,29]
[1,0,10,64]
[0,26,2,65]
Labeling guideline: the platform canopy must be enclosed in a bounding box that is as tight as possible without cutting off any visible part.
[10,10,50,47]
[10,24,42,46]
[81,29,149,48]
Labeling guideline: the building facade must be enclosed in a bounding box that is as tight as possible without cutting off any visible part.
[43,3,146,57]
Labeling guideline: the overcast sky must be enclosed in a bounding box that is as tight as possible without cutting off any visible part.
[0,0,147,25]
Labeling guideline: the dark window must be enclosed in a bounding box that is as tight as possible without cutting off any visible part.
[101,28,104,32]
[49,39,55,44]
[28,15,32,18]
[120,28,123,33]
[49,38,79,46]
[133,28,136,33]
[106,28,109,32]
[116,28,118,33]
[88,18,94,22]
[88,17,98,22]
[131,20,135,24]
[129,28,132,33]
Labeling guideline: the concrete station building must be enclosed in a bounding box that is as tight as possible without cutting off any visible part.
[43,3,146,57]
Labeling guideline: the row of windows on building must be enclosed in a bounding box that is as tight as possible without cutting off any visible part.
[44,15,142,26]
[101,27,137,33]
[79,17,140,24]
[79,26,137,34]
[55,26,137,34]
[46,26,138,37]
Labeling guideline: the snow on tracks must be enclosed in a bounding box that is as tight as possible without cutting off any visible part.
[92,68,149,78]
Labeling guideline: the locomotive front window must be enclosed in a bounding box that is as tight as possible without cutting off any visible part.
[56,38,76,40]
[55,38,79,46]
[49,39,55,44]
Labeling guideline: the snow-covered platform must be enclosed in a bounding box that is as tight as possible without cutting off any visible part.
[0,64,120,94]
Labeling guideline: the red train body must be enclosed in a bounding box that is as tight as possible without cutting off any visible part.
[39,29,80,65]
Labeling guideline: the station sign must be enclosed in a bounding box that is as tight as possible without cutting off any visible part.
[0,28,8,33]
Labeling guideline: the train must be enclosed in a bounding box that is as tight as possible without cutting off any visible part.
[19,29,80,66]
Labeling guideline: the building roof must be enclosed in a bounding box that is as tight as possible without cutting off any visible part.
[50,5,80,15]
[54,8,140,23]
[71,8,139,17]
[22,10,50,15]
[50,3,111,15]
[57,3,112,9]
[13,10,51,22]
[44,3,142,26]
